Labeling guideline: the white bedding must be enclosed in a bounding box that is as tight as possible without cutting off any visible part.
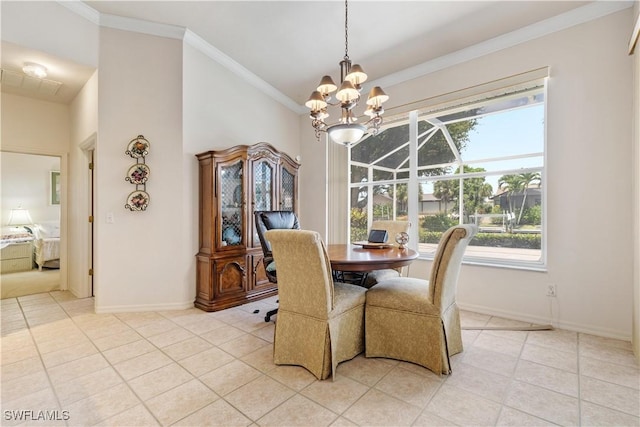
[33,222,61,270]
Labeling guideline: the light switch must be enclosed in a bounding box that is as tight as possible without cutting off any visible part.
[106,212,114,224]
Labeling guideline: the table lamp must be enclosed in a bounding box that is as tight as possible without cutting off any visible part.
[7,207,33,233]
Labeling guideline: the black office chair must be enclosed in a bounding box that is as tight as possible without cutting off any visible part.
[254,210,301,322]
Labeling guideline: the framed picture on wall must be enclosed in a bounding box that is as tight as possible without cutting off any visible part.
[50,171,60,205]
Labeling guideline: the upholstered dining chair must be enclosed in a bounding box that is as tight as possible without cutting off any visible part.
[254,211,301,322]
[364,224,477,375]
[265,229,367,380]
[363,220,411,288]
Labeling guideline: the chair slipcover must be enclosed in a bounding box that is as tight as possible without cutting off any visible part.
[364,224,477,375]
[364,220,411,288]
[265,229,366,380]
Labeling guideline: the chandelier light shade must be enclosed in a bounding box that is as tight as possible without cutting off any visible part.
[306,0,389,146]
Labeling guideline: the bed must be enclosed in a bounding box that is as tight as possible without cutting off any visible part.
[33,222,60,270]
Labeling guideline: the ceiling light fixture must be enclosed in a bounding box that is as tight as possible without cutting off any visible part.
[305,0,389,146]
[22,62,47,79]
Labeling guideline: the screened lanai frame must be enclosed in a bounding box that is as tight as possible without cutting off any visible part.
[347,83,547,269]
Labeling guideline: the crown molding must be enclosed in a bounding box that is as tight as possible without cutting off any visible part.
[64,1,633,115]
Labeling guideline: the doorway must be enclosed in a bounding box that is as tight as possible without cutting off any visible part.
[1,151,63,298]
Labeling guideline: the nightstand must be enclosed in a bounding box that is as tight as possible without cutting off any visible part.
[0,241,34,273]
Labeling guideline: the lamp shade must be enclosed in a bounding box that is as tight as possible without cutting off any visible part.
[335,80,360,103]
[366,86,389,107]
[345,64,368,86]
[327,123,366,146]
[317,75,337,94]
[7,208,33,226]
[305,91,328,111]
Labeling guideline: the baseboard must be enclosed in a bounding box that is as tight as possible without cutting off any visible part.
[458,302,631,342]
[95,300,194,313]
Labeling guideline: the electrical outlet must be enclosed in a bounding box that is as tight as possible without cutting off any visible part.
[546,284,557,297]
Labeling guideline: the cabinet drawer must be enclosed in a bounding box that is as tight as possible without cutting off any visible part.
[1,257,32,273]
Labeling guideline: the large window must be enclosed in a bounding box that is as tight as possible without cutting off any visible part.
[349,84,545,269]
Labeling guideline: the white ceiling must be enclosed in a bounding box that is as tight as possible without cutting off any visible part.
[2,1,625,107]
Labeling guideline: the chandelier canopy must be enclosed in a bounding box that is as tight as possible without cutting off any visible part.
[305,0,389,146]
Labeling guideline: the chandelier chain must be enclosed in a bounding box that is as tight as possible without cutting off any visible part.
[344,0,349,60]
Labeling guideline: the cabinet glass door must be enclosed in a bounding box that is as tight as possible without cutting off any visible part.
[253,160,273,211]
[281,167,295,211]
[220,160,243,247]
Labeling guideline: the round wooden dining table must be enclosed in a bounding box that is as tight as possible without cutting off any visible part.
[326,244,419,272]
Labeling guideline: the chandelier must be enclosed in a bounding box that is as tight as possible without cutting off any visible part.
[305,0,389,146]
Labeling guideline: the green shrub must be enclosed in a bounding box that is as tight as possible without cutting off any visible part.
[420,230,541,249]
[421,214,457,232]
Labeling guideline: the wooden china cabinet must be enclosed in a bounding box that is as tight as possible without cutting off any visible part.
[195,142,299,311]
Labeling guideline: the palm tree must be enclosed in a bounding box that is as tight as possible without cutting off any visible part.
[433,180,456,213]
[516,172,541,224]
[498,174,524,217]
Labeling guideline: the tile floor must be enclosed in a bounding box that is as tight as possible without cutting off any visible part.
[1,291,639,426]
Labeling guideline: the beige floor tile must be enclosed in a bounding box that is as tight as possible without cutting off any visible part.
[134,318,180,338]
[444,361,511,403]
[173,398,252,426]
[301,375,369,414]
[580,339,640,368]
[218,333,270,358]
[40,340,98,368]
[179,347,236,377]
[127,362,194,401]
[520,342,578,373]
[1,370,51,403]
[580,401,640,426]
[0,342,39,366]
[580,356,640,389]
[425,383,501,426]
[225,375,295,421]
[1,388,60,426]
[65,383,140,425]
[145,326,194,348]
[162,336,213,361]
[81,319,134,341]
[411,409,457,426]
[1,356,44,382]
[102,339,156,365]
[113,349,173,381]
[200,360,263,396]
[116,311,166,329]
[495,406,557,426]
[268,365,317,391]
[374,365,441,408]
[329,416,358,426]
[240,345,278,373]
[89,328,143,352]
[35,331,91,355]
[337,355,395,386]
[251,322,275,343]
[580,376,640,417]
[54,366,123,406]
[200,324,247,345]
[180,316,226,335]
[579,333,634,351]
[257,394,338,427]
[145,379,218,425]
[514,359,579,397]
[1,318,29,335]
[504,381,579,425]
[472,332,524,358]
[457,346,518,377]
[343,388,421,426]
[526,329,577,354]
[481,328,530,344]
[0,329,33,350]
[47,353,110,385]
[94,403,160,426]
